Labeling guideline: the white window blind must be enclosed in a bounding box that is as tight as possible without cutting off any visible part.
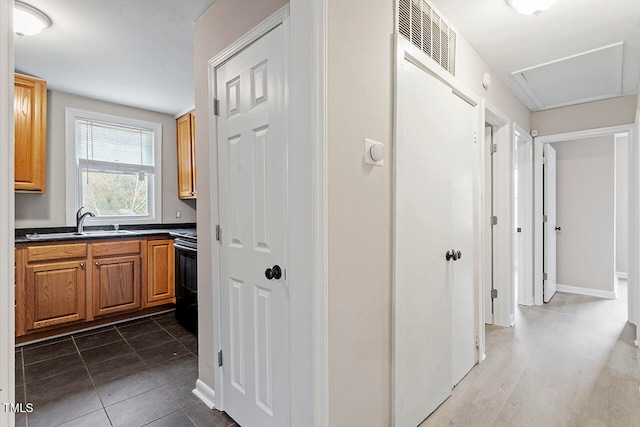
[75,119,154,166]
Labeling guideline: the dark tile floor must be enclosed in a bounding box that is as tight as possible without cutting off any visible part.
[14,312,237,427]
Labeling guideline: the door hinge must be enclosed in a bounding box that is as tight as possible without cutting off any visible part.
[490,144,497,154]
[543,272,548,281]
[543,214,548,223]
[475,333,479,348]
[213,99,220,117]
[491,288,498,299]
[542,156,547,164]
[218,350,223,367]
[216,224,222,241]
[491,216,498,226]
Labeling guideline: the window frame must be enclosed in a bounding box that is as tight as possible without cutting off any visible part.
[65,107,163,226]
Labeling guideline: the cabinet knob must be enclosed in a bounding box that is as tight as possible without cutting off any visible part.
[95,262,100,268]
[80,262,85,270]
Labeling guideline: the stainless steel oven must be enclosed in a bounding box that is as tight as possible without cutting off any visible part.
[171,231,197,334]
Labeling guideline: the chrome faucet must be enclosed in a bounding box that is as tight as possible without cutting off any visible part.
[76,207,95,234]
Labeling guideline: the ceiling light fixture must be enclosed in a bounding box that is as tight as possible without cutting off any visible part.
[507,0,557,16]
[14,1,51,37]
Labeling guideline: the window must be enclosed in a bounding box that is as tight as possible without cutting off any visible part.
[66,108,162,225]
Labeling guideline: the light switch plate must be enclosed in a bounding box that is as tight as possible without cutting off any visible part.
[364,138,384,167]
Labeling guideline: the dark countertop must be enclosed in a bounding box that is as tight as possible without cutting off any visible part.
[15,223,196,243]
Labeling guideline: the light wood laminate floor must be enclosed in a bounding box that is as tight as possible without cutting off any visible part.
[421,282,640,427]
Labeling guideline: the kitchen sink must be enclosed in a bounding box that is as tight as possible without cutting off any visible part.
[25,230,134,240]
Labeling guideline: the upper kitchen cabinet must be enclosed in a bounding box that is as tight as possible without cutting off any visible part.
[14,74,47,193]
[176,111,197,199]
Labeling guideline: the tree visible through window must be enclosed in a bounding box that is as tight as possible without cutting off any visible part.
[73,116,158,221]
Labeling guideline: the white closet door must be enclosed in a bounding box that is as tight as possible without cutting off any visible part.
[543,144,558,302]
[450,94,477,387]
[394,58,476,426]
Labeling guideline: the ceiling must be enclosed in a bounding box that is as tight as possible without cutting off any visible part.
[429,0,640,111]
[15,0,640,115]
[14,0,217,116]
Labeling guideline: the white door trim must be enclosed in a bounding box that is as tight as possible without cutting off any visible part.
[534,124,635,310]
[482,101,514,328]
[393,33,483,424]
[513,123,534,307]
[206,4,328,426]
[0,2,15,426]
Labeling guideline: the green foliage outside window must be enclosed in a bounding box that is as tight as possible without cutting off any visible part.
[81,171,148,216]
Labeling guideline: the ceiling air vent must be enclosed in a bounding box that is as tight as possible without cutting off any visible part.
[398,0,457,76]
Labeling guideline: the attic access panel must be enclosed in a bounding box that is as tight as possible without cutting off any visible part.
[512,42,623,111]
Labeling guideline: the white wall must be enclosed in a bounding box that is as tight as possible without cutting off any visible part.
[531,95,637,136]
[14,90,196,228]
[194,2,532,425]
[551,136,615,294]
[326,2,531,426]
[193,0,288,398]
[0,1,15,423]
[616,135,629,275]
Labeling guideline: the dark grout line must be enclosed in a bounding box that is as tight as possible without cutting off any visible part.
[152,317,196,356]
[18,313,199,427]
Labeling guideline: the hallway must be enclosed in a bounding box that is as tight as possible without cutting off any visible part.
[421,283,640,426]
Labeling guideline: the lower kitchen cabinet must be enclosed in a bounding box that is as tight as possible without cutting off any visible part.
[93,254,142,317]
[20,242,89,333]
[146,239,175,306]
[15,235,176,340]
[25,260,87,331]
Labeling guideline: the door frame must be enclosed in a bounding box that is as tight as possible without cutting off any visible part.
[533,124,635,309]
[513,123,534,307]
[392,33,483,425]
[205,4,328,426]
[0,2,15,426]
[482,102,515,328]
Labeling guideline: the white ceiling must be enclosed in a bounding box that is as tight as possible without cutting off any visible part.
[15,0,640,115]
[429,0,640,111]
[14,0,217,116]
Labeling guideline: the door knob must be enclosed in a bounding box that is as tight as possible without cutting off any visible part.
[446,250,461,261]
[555,226,561,231]
[265,265,282,280]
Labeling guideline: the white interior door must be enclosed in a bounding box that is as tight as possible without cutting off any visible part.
[394,58,476,427]
[484,125,494,325]
[216,25,289,427]
[516,132,533,306]
[450,94,477,387]
[543,144,557,302]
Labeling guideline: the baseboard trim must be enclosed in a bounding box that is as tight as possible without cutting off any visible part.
[193,379,216,409]
[616,271,628,279]
[556,284,616,300]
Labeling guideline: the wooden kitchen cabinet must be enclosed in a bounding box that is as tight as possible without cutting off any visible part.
[146,239,175,306]
[92,240,142,317]
[14,74,47,193]
[22,243,88,332]
[176,111,197,199]
[16,236,176,341]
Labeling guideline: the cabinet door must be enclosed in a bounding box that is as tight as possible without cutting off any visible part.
[25,260,87,331]
[146,239,175,306]
[177,112,196,199]
[93,255,141,316]
[14,74,47,193]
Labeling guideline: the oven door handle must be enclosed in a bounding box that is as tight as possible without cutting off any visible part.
[174,242,198,253]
